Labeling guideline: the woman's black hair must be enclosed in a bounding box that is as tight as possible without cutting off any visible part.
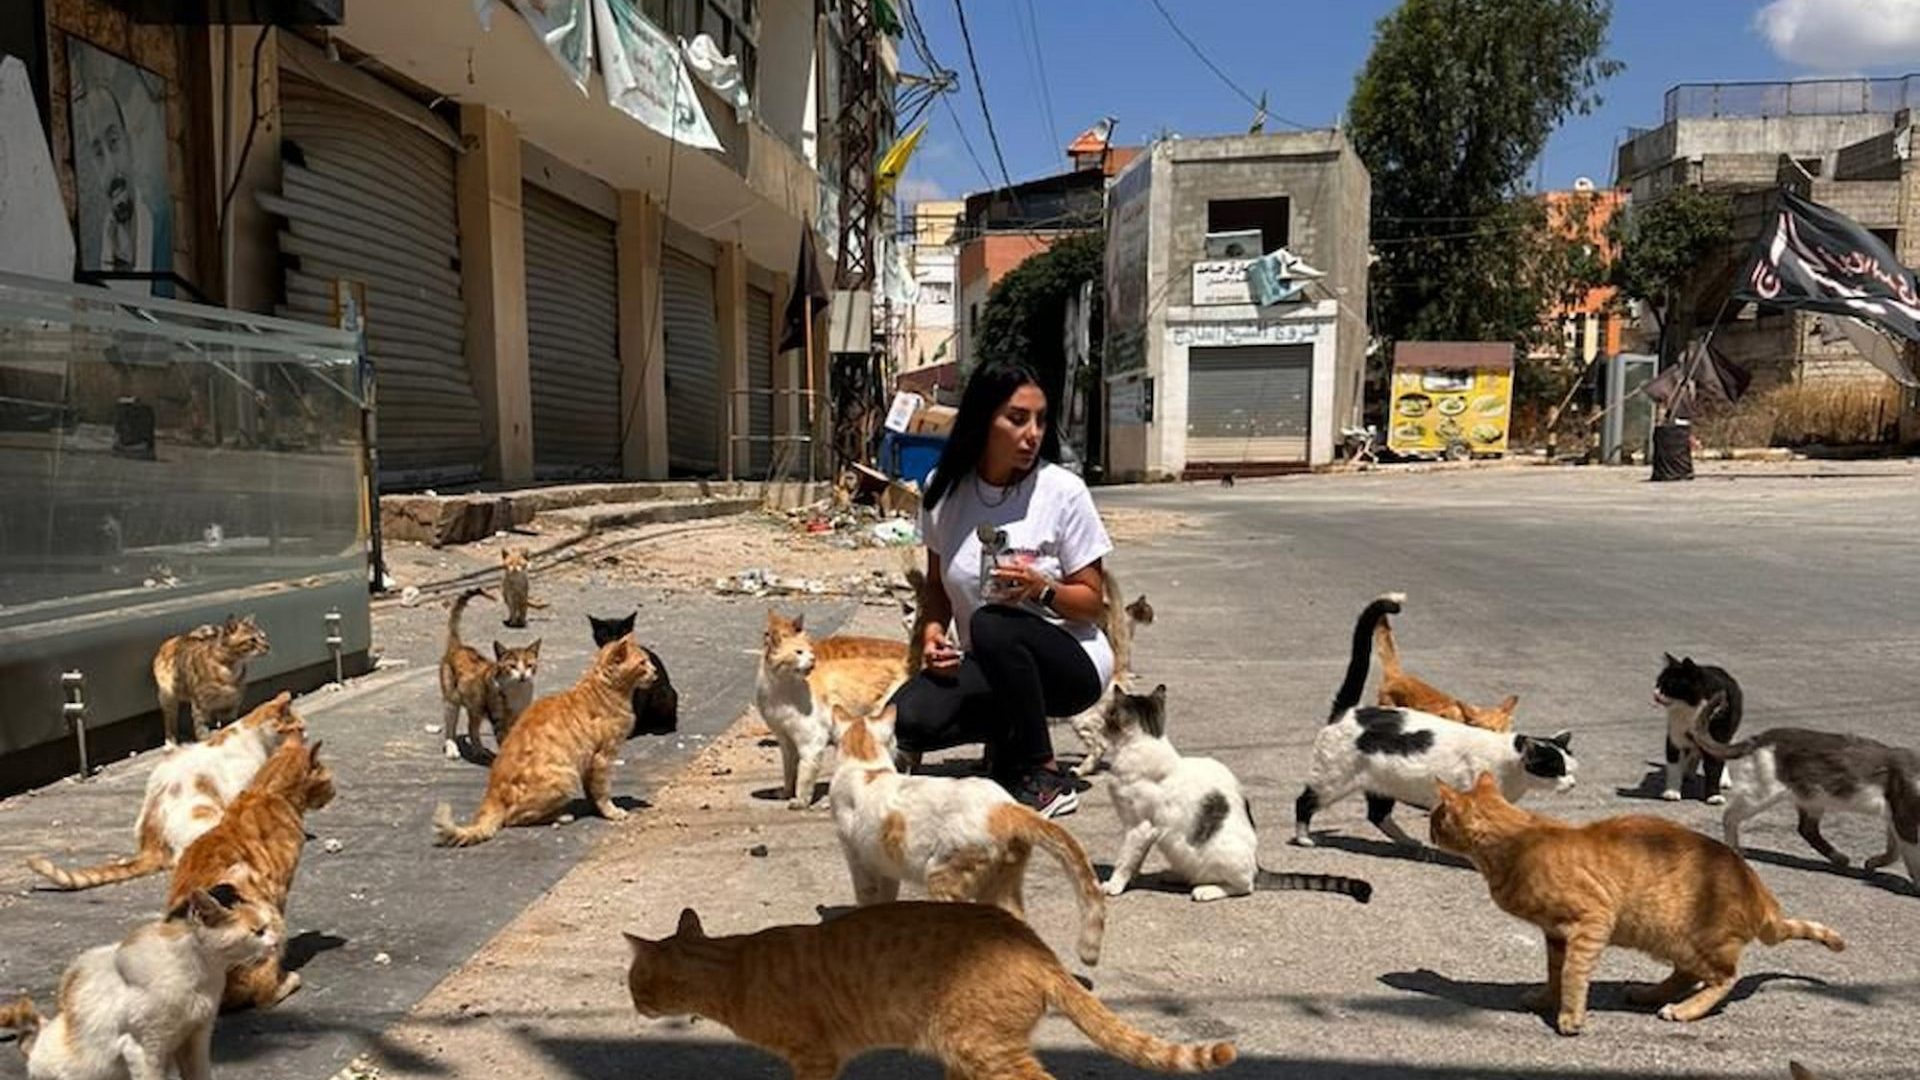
[923,361,1060,511]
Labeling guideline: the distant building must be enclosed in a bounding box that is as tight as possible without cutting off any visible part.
[1537,179,1628,368]
[898,199,961,399]
[1103,130,1371,479]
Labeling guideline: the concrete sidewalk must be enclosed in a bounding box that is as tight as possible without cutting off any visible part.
[0,560,869,1080]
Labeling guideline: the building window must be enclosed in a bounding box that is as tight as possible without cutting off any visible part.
[642,0,758,95]
[920,281,953,305]
[1207,197,1291,254]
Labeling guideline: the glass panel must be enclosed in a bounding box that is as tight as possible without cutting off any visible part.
[0,274,365,632]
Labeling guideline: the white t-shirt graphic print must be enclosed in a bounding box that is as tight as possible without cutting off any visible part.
[920,462,1116,686]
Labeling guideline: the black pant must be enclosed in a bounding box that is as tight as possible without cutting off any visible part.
[890,605,1103,782]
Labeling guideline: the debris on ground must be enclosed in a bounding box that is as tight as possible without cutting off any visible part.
[711,567,915,603]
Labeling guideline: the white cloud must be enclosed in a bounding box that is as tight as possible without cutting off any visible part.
[894,176,951,207]
[1756,0,1920,71]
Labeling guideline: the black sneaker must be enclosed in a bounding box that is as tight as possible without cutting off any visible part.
[1013,768,1079,819]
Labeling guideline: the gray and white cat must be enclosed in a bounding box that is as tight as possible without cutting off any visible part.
[1099,684,1372,904]
[1293,594,1578,849]
[0,883,278,1080]
[1697,714,1920,888]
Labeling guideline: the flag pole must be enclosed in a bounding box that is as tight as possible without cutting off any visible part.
[804,293,816,485]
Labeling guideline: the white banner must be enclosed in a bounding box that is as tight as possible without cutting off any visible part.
[593,0,722,151]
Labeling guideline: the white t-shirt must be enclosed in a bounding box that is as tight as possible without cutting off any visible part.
[920,462,1115,686]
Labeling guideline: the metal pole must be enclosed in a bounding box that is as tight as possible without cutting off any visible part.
[62,670,91,780]
[324,608,344,685]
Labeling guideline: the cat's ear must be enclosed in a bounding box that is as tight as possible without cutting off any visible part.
[1789,1064,1820,1080]
[791,612,805,633]
[185,888,233,926]
[1662,652,1677,666]
[1679,657,1699,672]
[1548,730,1572,750]
[1495,695,1519,716]
[1150,684,1168,703]
[1431,780,1458,806]
[494,641,509,660]
[526,638,542,656]
[623,931,656,959]
[674,909,706,940]
[307,740,323,764]
[1472,771,1500,795]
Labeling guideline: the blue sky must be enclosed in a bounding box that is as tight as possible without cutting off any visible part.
[895,0,1920,205]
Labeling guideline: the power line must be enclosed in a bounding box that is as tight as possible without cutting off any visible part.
[939,91,999,192]
[951,0,1018,191]
[1144,0,1311,131]
[1014,0,1062,156]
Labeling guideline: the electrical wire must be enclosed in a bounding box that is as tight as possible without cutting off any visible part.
[1014,0,1062,155]
[950,0,1018,192]
[1144,0,1311,131]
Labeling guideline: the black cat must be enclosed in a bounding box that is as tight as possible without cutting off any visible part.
[1653,653,1743,803]
[588,612,679,736]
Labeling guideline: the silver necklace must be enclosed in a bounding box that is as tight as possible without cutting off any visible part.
[974,468,1028,508]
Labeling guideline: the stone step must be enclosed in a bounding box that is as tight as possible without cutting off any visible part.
[540,496,762,533]
[381,479,824,546]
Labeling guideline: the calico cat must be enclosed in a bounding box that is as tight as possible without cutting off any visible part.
[756,610,909,809]
[1067,591,1157,778]
[1293,594,1577,849]
[27,693,303,891]
[828,707,1106,966]
[587,612,680,735]
[153,615,271,746]
[1374,611,1518,732]
[166,733,335,1010]
[500,546,547,628]
[1430,772,1844,1034]
[434,635,658,846]
[440,588,540,761]
[0,883,278,1080]
[1693,717,1920,888]
[1654,653,1744,803]
[1099,685,1373,905]
[624,904,1237,1079]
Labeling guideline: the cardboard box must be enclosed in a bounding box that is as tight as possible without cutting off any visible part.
[908,405,957,436]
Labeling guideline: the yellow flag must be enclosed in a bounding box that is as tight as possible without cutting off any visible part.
[876,123,928,195]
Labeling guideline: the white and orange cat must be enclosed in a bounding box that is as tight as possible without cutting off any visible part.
[755,611,909,809]
[625,904,1235,1080]
[26,694,304,891]
[828,706,1106,967]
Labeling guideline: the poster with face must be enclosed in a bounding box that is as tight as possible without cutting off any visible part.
[68,39,172,296]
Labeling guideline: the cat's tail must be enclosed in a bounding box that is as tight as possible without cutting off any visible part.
[1048,971,1236,1073]
[1330,593,1405,722]
[432,797,508,848]
[25,843,169,891]
[1689,696,1757,760]
[446,588,491,655]
[1003,807,1107,966]
[1100,566,1134,676]
[1253,869,1373,904]
[0,993,42,1054]
[1761,913,1846,953]
[1373,616,1403,681]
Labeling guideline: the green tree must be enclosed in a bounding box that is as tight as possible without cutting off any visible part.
[1607,186,1736,359]
[973,231,1104,406]
[1348,0,1623,345]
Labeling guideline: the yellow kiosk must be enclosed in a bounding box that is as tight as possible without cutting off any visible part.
[1386,342,1514,460]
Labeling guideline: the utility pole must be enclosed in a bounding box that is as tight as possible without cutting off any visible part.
[829,0,887,470]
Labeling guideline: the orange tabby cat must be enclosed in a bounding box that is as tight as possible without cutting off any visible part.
[756,611,909,808]
[625,904,1236,1079]
[1375,612,1517,732]
[153,614,272,745]
[439,588,540,760]
[166,732,336,1010]
[1429,772,1844,1035]
[500,546,547,628]
[434,635,658,846]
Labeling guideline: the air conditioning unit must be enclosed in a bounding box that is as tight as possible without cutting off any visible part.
[120,0,343,25]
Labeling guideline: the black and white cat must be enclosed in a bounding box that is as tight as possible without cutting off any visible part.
[587,612,680,736]
[1696,715,1920,888]
[1292,594,1578,849]
[1098,684,1372,904]
[1653,653,1743,803]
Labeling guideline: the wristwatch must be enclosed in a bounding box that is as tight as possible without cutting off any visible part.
[1037,584,1058,612]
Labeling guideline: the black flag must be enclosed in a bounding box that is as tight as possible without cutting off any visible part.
[779,224,829,354]
[1735,188,1920,343]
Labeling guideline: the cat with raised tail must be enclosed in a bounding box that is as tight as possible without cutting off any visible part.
[1293,593,1578,849]
[625,904,1236,1079]
[1098,684,1372,905]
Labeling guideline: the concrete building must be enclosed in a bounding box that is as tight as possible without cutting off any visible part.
[897,198,960,398]
[1536,180,1628,369]
[1615,77,1920,391]
[1103,130,1371,480]
[4,0,887,489]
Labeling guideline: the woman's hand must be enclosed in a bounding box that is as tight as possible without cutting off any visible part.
[920,622,962,673]
[989,562,1050,604]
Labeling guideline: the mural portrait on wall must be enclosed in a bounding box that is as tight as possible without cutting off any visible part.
[68,39,172,297]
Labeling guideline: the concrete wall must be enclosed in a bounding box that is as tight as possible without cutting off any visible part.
[1620,113,1900,185]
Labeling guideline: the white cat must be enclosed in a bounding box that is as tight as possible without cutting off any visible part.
[827,706,1107,966]
[1292,595,1578,849]
[0,883,279,1080]
[1098,685,1373,904]
[1067,593,1155,778]
[27,694,304,891]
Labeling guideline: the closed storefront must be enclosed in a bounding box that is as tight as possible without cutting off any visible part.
[522,183,621,479]
[662,247,721,476]
[745,284,774,476]
[270,75,482,489]
[1185,344,1312,468]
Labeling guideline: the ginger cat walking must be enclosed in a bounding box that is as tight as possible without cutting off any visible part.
[1374,610,1517,732]
[434,636,658,846]
[625,904,1236,1079]
[500,547,547,628]
[1430,773,1844,1035]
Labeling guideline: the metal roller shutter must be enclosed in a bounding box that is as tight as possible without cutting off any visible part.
[746,284,774,477]
[662,248,721,476]
[269,77,482,490]
[1185,345,1313,465]
[523,184,621,480]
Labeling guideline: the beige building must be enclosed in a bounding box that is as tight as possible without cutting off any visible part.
[899,198,961,395]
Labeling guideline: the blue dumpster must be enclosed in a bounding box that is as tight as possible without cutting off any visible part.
[882,431,946,485]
